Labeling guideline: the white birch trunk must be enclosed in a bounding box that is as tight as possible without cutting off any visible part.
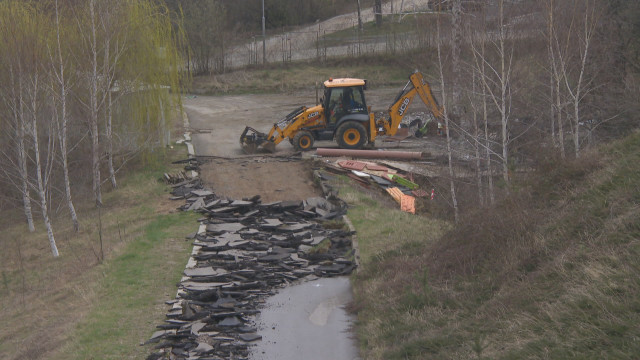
[547,0,556,143]
[107,89,116,188]
[499,0,510,185]
[555,72,565,159]
[54,0,79,231]
[29,75,59,257]
[483,83,494,205]
[14,71,36,232]
[567,6,595,158]
[472,76,483,206]
[476,11,495,205]
[89,0,102,206]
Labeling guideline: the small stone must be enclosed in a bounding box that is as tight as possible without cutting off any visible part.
[218,316,243,327]
[206,223,245,233]
[194,342,214,354]
[239,333,262,342]
[191,322,206,335]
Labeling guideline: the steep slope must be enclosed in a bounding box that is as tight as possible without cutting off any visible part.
[353,131,640,359]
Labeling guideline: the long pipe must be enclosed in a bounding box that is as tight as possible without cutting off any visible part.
[316,148,423,160]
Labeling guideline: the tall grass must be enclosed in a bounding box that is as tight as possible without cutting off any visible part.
[349,132,640,359]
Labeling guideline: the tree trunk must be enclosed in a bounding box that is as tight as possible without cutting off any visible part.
[546,0,556,144]
[472,76,483,206]
[437,11,459,222]
[89,0,102,206]
[54,0,79,231]
[555,73,565,159]
[356,0,363,30]
[14,72,36,232]
[18,109,35,232]
[375,0,382,26]
[568,5,595,158]
[107,83,117,189]
[451,0,464,123]
[29,75,59,257]
[499,0,510,186]
[483,84,494,205]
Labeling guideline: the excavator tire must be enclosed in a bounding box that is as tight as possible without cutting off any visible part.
[292,131,314,151]
[336,121,368,149]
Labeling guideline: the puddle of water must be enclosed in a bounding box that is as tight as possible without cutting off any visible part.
[249,276,360,360]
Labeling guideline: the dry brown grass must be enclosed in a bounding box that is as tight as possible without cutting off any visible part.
[190,61,412,95]
[348,133,640,359]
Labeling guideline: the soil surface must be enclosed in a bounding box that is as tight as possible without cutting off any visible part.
[199,158,319,203]
[183,87,429,202]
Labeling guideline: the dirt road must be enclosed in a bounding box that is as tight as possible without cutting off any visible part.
[184,91,363,359]
[228,0,434,67]
[183,87,401,158]
[183,87,406,201]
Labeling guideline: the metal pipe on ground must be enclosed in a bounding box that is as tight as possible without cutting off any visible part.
[316,148,423,160]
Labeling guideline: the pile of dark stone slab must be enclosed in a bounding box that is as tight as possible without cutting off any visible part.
[146,173,355,360]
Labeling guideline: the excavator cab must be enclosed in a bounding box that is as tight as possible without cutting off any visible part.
[316,78,371,148]
[324,86,368,125]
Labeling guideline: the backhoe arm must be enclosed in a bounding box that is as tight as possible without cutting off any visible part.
[374,71,443,138]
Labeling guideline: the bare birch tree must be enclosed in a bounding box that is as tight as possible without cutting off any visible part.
[451,0,464,121]
[0,3,36,232]
[75,0,127,204]
[559,0,600,157]
[4,2,61,256]
[473,0,513,186]
[436,9,459,222]
[544,0,568,159]
[87,0,103,205]
[468,8,496,205]
[49,0,79,231]
[26,73,60,257]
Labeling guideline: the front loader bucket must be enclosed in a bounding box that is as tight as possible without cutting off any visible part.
[239,126,276,154]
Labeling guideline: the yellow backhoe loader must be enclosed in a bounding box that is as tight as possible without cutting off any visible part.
[239,71,443,153]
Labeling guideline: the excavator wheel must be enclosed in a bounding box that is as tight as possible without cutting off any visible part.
[336,121,368,149]
[292,131,314,151]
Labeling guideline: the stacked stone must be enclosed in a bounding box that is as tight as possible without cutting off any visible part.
[146,182,355,360]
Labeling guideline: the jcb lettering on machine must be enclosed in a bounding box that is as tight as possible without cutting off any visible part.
[398,97,410,116]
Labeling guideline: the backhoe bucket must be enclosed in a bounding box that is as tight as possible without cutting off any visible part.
[239,126,276,154]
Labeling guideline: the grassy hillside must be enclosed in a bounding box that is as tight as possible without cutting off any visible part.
[0,146,199,360]
[350,131,640,359]
[190,58,426,95]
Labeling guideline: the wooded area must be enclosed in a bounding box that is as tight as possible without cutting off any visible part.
[0,0,185,256]
[1,0,639,251]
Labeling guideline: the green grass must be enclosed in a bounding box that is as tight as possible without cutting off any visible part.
[336,180,448,265]
[56,211,197,360]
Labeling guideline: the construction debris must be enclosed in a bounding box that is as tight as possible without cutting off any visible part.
[385,187,416,214]
[322,158,425,215]
[147,168,355,360]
